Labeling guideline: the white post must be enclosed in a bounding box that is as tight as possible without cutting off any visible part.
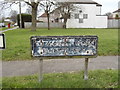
[39,58,43,82]
[84,58,89,80]
[19,0,22,29]
[0,50,2,89]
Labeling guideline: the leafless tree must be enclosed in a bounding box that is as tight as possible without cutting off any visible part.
[25,1,40,31]
[40,0,55,30]
[10,10,18,23]
[55,2,78,29]
[25,5,32,14]
[104,12,113,19]
[0,1,40,31]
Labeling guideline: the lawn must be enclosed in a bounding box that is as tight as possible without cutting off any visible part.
[2,69,118,88]
[0,27,8,31]
[2,28,118,61]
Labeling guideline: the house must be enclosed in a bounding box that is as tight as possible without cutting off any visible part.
[49,0,107,28]
[57,0,107,28]
[4,17,15,25]
[37,0,107,28]
[108,8,120,28]
[38,11,62,23]
[4,18,13,23]
[112,9,120,19]
[38,13,48,22]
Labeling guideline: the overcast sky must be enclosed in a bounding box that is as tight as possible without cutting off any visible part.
[0,0,120,17]
[94,0,119,14]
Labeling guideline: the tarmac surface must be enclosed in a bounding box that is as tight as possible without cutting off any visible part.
[1,56,118,77]
[0,26,19,33]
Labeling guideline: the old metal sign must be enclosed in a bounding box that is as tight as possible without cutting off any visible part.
[0,34,5,49]
[30,36,98,57]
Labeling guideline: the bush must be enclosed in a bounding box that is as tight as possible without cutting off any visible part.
[115,14,119,19]
[17,13,32,28]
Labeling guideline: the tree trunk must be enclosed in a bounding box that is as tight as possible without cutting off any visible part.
[63,18,67,29]
[31,2,38,31]
[47,13,50,30]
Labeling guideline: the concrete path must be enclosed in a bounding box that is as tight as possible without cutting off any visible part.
[1,56,118,77]
[0,26,19,33]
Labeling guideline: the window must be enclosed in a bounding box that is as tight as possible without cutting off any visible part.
[79,10,82,13]
[83,14,88,19]
[75,14,79,19]
[79,19,83,23]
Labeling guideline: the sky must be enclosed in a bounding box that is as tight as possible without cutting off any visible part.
[94,0,119,14]
[0,0,120,17]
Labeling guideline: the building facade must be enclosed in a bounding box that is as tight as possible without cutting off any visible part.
[63,0,107,28]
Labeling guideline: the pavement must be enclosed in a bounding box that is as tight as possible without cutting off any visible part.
[0,26,19,33]
[1,56,118,77]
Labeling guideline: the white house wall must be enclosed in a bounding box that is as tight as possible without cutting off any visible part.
[66,4,107,28]
[96,6,101,15]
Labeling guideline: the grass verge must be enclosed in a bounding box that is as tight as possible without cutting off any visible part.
[2,69,118,88]
[2,28,118,61]
[0,27,8,31]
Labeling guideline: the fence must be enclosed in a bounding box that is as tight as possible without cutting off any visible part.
[25,22,63,28]
[25,20,120,29]
[108,19,120,28]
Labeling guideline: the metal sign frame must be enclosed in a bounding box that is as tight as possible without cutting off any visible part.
[30,36,98,59]
[0,34,5,49]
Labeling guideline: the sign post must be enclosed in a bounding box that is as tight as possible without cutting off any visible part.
[30,36,98,82]
[84,58,89,80]
[39,58,43,82]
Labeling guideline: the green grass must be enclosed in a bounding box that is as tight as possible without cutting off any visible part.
[2,69,118,88]
[2,28,118,61]
[0,27,8,31]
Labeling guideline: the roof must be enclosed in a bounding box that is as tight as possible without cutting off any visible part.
[39,13,47,18]
[113,9,120,13]
[57,0,102,6]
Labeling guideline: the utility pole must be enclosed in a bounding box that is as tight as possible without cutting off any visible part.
[19,0,22,28]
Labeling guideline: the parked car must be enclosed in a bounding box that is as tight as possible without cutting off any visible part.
[0,23,5,27]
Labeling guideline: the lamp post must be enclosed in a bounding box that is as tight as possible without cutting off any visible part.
[19,0,22,28]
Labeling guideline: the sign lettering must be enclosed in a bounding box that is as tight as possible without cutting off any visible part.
[31,36,98,57]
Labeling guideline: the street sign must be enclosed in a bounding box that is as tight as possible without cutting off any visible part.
[31,36,98,58]
[30,35,98,82]
[0,34,5,49]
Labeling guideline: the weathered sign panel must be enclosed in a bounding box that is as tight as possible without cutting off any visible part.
[30,36,98,57]
[0,34,5,49]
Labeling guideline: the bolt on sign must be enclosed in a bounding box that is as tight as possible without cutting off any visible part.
[0,34,5,49]
[30,36,98,58]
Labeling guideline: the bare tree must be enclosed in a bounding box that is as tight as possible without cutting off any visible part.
[104,12,113,19]
[55,2,78,29]
[25,5,32,14]
[40,0,55,30]
[10,10,18,23]
[0,1,40,31]
[25,1,40,31]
